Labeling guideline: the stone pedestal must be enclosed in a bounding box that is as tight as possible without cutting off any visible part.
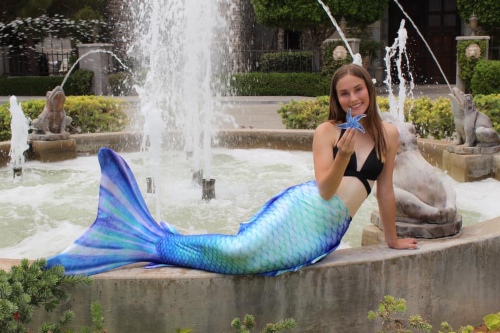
[30,139,77,162]
[362,211,462,246]
[443,145,500,182]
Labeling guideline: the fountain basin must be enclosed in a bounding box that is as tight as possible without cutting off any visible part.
[1,131,499,181]
[0,217,496,332]
[0,130,499,332]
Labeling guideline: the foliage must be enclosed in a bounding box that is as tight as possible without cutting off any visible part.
[0,70,93,96]
[66,69,94,96]
[0,258,92,333]
[231,314,297,333]
[277,96,330,129]
[322,40,353,76]
[469,94,500,132]
[229,72,331,97]
[0,95,129,141]
[456,0,500,30]
[483,312,500,331]
[278,93,500,138]
[108,71,135,96]
[38,301,106,333]
[367,295,433,333]
[471,60,500,95]
[456,39,488,93]
[250,0,388,31]
[258,51,313,72]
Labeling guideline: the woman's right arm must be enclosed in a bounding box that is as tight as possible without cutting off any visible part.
[312,122,354,200]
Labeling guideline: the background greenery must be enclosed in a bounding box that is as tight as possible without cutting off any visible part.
[0,95,128,141]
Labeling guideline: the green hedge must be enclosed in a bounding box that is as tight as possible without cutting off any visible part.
[277,95,500,139]
[259,51,314,72]
[0,95,128,142]
[0,69,94,96]
[229,72,330,97]
[471,60,500,95]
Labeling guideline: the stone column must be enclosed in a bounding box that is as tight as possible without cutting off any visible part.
[455,36,490,91]
[76,43,113,95]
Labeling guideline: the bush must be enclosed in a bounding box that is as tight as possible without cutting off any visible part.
[258,51,313,72]
[229,72,331,97]
[0,95,129,141]
[0,69,94,96]
[471,60,500,95]
[277,96,329,129]
[277,94,500,140]
[65,69,94,96]
[108,71,135,96]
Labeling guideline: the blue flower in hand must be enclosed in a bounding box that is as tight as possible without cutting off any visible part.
[336,108,367,133]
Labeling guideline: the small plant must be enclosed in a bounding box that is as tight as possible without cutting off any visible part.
[438,321,474,333]
[231,314,297,333]
[483,312,500,332]
[0,258,93,333]
[367,295,432,333]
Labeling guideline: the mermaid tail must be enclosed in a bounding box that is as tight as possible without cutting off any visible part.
[46,147,165,275]
[46,148,352,276]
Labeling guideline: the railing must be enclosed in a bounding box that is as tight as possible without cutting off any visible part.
[0,46,76,77]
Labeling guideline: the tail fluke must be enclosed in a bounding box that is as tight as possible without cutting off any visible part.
[46,148,165,276]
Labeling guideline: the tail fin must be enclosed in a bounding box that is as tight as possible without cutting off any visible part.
[46,148,165,276]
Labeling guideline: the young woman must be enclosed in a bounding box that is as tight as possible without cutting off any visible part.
[46,64,417,277]
[313,64,418,250]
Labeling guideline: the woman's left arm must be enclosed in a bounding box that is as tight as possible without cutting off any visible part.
[376,123,418,249]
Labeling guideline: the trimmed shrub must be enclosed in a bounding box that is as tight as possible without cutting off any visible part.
[0,69,94,96]
[0,95,128,142]
[278,94,499,138]
[259,51,313,72]
[471,60,500,95]
[229,72,330,97]
[108,71,135,96]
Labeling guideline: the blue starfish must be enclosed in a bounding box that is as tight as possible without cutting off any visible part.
[336,107,367,133]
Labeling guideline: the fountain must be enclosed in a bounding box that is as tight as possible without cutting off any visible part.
[0,1,499,332]
[8,96,30,178]
[126,0,232,205]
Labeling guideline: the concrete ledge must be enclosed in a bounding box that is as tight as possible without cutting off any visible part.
[0,217,492,332]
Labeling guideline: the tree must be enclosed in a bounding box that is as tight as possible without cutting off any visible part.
[250,0,388,68]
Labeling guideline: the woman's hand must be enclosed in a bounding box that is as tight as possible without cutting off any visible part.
[390,237,419,250]
[336,127,356,158]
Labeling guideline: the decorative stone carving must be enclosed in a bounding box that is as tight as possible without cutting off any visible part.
[30,86,72,141]
[372,114,462,239]
[333,45,348,60]
[465,43,481,59]
[449,87,500,148]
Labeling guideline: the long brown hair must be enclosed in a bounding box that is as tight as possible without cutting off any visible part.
[328,64,388,162]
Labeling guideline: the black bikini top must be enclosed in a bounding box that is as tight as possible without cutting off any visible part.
[333,129,384,195]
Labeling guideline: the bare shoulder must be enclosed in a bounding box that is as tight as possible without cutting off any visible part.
[313,121,339,146]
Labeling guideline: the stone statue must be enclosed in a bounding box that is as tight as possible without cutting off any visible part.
[372,114,461,238]
[449,87,500,147]
[30,86,72,141]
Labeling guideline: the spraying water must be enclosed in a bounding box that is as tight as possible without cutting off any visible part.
[316,0,363,66]
[125,0,232,217]
[60,49,132,89]
[8,96,30,176]
[384,20,415,122]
